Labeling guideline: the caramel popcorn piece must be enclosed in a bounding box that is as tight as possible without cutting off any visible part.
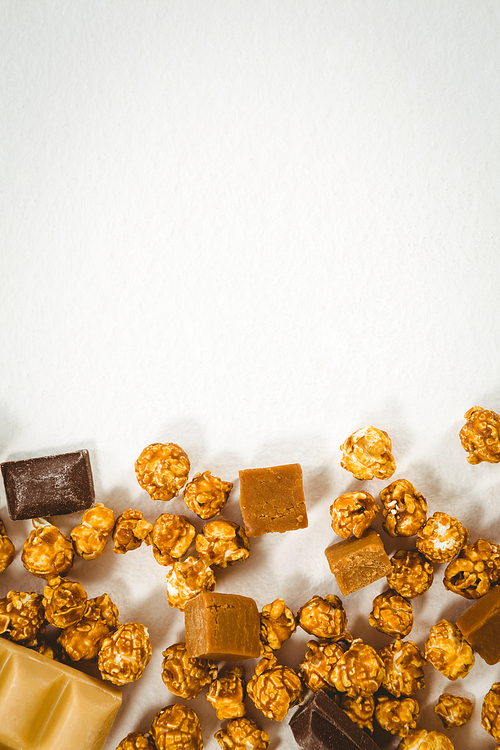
[165,555,216,611]
[42,576,87,628]
[340,694,375,732]
[247,652,303,722]
[238,463,308,536]
[0,590,45,645]
[330,638,385,698]
[58,592,119,661]
[416,511,468,564]
[196,519,250,568]
[98,622,152,685]
[21,521,74,579]
[161,641,217,699]
[379,479,427,537]
[116,733,156,750]
[443,538,500,598]
[0,518,15,573]
[70,503,115,560]
[387,549,434,598]
[184,470,233,519]
[329,491,379,539]
[424,619,474,680]
[148,513,195,566]
[112,508,153,554]
[135,442,190,501]
[259,598,296,652]
[206,665,246,720]
[297,594,348,640]
[150,703,203,750]
[456,585,500,664]
[214,717,270,750]
[298,639,345,692]
[460,406,500,464]
[482,682,500,742]
[340,425,396,481]
[369,590,413,638]
[435,693,473,728]
[325,528,391,595]
[379,639,426,697]
[398,729,455,749]
[375,695,419,737]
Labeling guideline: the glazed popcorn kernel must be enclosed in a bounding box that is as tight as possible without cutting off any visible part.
[340,694,375,732]
[161,641,217,699]
[247,653,303,722]
[116,732,156,750]
[0,590,45,645]
[369,590,413,639]
[435,693,474,729]
[214,716,270,750]
[330,638,385,698]
[206,665,246,720]
[148,513,195,566]
[460,405,500,464]
[259,598,296,653]
[339,425,396,481]
[443,538,500,599]
[387,549,434,599]
[58,592,119,661]
[150,703,203,750]
[297,594,348,640]
[21,521,74,579]
[375,695,419,737]
[298,639,345,692]
[329,491,379,539]
[416,512,469,564]
[0,518,15,573]
[98,622,152,686]
[112,508,153,554]
[165,555,216,611]
[482,682,500,742]
[379,479,427,538]
[135,442,190,502]
[379,640,426,697]
[424,619,474,681]
[70,503,115,560]
[195,519,250,568]
[184,470,233,519]
[42,576,87,628]
[398,729,455,750]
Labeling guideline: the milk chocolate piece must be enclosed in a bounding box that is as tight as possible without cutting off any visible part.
[184,591,261,660]
[238,463,308,537]
[0,637,122,750]
[1,450,95,520]
[290,689,381,750]
[456,585,500,665]
[325,529,391,595]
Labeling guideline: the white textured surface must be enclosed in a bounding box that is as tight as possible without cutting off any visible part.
[1,2,500,749]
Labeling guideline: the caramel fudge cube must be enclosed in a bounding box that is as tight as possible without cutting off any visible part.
[325,529,391,595]
[184,592,261,660]
[238,463,308,537]
[456,585,500,665]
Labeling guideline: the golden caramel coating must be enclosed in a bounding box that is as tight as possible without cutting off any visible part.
[379,479,427,537]
[70,503,115,560]
[443,538,500,599]
[58,592,119,661]
[435,693,474,728]
[369,590,413,639]
[32,638,63,660]
[379,640,426,697]
[214,717,270,750]
[387,549,434,599]
[329,491,379,539]
[460,406,500,464]
[116,733,156,750]
[340,426,396,481]
[424,619,474,681]
[0,590,45,645]
[416,512,468,564]
[98,622,152,685]
[375,695,419,737]
[297,594,348,640]
[150,704,203,750]
[161,641,217,699]
[247,653,303,722]
[113,509,153,554]
[183,470,233,519]
[398,729,455,749]
[0,518,15,573]
[165,555,216,611]
[42,576,87,628]
[148,513,195,566]
[298,639,345,692]
[206,665,246,720]
[196,519,250,568]
[330,638,385,698]
[482,682,500,742]
[340,694,375,732]
[135,442,191,501]
[21,522,74,579]
[260,598,296,652]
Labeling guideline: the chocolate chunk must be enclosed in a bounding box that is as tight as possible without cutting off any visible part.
[1,450,95,520]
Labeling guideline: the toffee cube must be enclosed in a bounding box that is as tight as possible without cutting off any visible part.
[456,585,500,665]
[325,529,391,596]
[238,463,308,537]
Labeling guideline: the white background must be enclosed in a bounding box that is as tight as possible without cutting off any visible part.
[1,2,500,749]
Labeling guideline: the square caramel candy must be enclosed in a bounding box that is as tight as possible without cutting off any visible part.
[325,528,391,595]
[184,591,261,660]
[456,585,500,665]
[238,463,308,537]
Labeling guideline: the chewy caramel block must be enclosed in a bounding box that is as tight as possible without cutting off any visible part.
[238,463,308,537]
[456,585,500,665]
[0,637,122,750]
[325,529,391,596]
[184,591,261,660]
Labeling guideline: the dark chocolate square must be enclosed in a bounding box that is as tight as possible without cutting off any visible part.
[1,450,95,520]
